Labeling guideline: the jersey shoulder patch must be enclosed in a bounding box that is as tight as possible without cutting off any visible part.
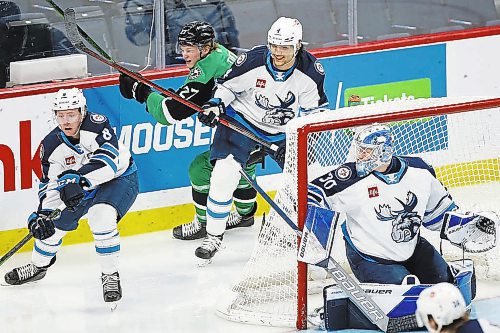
[90,113,107,124]
[219,46,267,83]
[188,66,203,80]
[40,127,62,160]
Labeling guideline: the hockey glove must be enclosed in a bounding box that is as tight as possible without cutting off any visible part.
[273,142,286,169]
[56,170,90,210]
[198,98,225,128]
[119,74,152,104]
[28,210,56,240]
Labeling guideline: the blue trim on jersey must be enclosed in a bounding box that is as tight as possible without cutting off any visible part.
[101,142,119,157]
[425,195,451,216]
[95,245,120,254]
[423,202,457,227]
[341,223,377,263]
[373,157,408,184]
[59,131,84,154]
[265,52,297,81]
[224,106,285,142]
[91,154,118,173]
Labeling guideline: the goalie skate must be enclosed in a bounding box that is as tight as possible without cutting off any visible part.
[195,234,223,266]
[102,272,122,310]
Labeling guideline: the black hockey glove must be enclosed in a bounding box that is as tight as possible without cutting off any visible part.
[198,98,225,128]
[273,142,286,170]
[28,210,56,240]
[57,170,90,210]
[119,74,152,104]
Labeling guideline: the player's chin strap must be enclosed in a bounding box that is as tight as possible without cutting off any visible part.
[441,211,499,254]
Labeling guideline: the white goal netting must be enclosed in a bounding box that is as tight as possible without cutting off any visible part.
[217,97,500,328]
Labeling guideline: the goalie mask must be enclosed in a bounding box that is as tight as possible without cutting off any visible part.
[353,124,394,177]
[415,282,466,333]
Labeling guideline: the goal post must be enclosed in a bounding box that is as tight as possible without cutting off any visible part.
[217,97,500,330]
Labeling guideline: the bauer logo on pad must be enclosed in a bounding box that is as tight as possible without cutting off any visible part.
[368,186,379,198]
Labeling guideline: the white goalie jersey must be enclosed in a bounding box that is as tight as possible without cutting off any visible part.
[308,156,456,262]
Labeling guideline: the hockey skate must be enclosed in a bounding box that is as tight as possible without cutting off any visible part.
[102,272,122,311]
[4,256,56,286]
[226,211,255,230]
[195,234,223,266]
[172,216,207,240]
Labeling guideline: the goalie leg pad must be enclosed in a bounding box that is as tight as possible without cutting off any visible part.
[206,155,242,236]
[87,203,120,274]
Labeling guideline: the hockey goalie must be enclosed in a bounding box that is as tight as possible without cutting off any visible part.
[301,124,499,331]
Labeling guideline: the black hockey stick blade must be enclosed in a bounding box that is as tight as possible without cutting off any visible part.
[63,8,278,152]
[0,204,65,268]
[46,0,112,60]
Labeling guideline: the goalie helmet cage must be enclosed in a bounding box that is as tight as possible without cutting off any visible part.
[216,96,500,329]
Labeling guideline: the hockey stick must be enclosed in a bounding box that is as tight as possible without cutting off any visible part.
[45,0,112,60]
[239,170,417,333]
[63,8,280,153]
[0,203,66,268]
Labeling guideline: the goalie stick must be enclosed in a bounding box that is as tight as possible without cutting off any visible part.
[0,203,66,268]
[63,8,280,153]
[44,0,112,61]
[239,170,419,332]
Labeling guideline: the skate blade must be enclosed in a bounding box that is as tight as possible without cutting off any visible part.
[109,302,118,311]
[196,257,213,267]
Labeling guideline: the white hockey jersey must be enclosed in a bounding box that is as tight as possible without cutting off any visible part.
[38,112,134,211]
[308,156,456,262]
[214,45,328,140]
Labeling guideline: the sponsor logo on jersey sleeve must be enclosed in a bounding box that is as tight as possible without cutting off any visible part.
[368,186,379,198]
[314,61,325,75]
[335,166,351,180]
[235,53,247,66]
[90,114,107,123]
[188,66,203,80]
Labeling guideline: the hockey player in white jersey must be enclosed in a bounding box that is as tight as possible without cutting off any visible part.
[307,124,498,284]
[195,17,328,261]
[416,282,500,333]
[4,88,139,306]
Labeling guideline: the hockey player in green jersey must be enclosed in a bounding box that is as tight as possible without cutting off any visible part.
[119,21,258,240]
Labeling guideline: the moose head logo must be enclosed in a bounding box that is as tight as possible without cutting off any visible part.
[255,91,296,126]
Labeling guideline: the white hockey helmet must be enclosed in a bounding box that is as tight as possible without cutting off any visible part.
[267,17,302,53]
[353,123,393,177]
[415,283,467,333]
[53,88,87,118]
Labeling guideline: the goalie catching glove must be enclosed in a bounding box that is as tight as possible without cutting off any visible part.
[198,98,225,128]
[441,211,499,253]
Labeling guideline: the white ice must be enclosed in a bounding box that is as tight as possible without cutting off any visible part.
[1,217,499,333]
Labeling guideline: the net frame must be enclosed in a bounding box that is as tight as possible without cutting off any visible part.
[218,97,500,330]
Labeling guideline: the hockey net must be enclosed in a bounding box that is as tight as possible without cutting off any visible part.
[216,97,500,329]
